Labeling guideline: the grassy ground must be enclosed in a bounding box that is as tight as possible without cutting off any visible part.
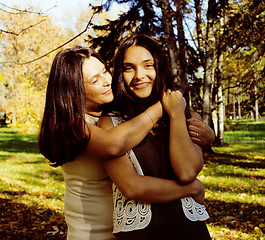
[203,119,265,239]
[0,128,66,239]
[0,119,264,239]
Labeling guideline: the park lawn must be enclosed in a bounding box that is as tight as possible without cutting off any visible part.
[0,128,66,239]
[201,119,265,239]
[0,119,264,239]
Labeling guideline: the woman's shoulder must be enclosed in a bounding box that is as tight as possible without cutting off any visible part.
[98,113,124,129]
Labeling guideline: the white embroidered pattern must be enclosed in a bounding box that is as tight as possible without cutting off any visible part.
[181,197,209,221]
[110,115,209,233]
[110,116,152,233]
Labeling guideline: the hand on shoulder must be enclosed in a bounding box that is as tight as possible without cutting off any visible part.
[187,113,215,147]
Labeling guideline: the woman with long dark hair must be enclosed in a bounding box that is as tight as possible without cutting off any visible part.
[100,34,213,239]
[38,46,211,240]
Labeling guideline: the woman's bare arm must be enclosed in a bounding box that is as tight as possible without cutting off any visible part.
[103,154,205,204]
[85,101,162,159]
[163,90,203,184]
[99,115,205,205]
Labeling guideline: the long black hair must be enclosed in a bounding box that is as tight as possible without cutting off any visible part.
[38,46,104,166]
[110,33,189,120]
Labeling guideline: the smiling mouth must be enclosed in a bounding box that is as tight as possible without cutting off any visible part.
[103,89,112,95]
[133,82,150,89]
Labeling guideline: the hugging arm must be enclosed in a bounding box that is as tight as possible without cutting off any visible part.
[84,102,162,159]
[163,90,204,184]
[98,115,205,205]
[187,115,215,147]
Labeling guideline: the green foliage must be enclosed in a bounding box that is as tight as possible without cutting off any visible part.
[1,1,265,134]
[86,0,162,68]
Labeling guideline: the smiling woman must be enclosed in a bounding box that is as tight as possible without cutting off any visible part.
[38,46,166,240]
[100,33,213,239]
[38,45,212,240]
[82,57,113,115]
[123,45,156,99]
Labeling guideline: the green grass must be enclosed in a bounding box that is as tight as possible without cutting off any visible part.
[0,120,264,239]
[200,119,265,239]
[0,128,65,212]
[224,119,265,143]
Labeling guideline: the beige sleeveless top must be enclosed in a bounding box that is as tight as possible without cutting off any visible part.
[62,114,115,240]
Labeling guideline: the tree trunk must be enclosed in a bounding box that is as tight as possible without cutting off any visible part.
[194,0,204,62]
[216,64,224,144]
[215,12,225,145]
[232,94,236,119]
[254,83,259,121]
[173,0,188,87]
[218,86,224,144]
[159,0,180,80]
[202,16,215,126]
[237,94,241,119]
[250,110,254,120]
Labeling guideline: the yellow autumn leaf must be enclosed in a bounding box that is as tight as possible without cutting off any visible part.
[254,226,263,235]
[0,73,6,85]
[259,223,265,228]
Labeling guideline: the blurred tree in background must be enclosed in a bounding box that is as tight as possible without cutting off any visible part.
[0,0,264,142]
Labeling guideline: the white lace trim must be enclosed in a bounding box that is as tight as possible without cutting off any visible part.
[181,197,209,221]
[110,116,152,233]
[110,115,209,233]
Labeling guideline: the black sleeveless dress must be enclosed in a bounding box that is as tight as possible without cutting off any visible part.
[115,127,212,240]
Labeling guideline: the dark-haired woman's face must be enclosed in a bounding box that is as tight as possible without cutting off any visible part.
[123,45,156,99]
[82,57,113,113]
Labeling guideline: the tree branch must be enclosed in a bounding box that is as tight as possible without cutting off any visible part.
[0,3,56,36]
[1,7,99,65]
[0,19,46,36]
[0,3,50,15]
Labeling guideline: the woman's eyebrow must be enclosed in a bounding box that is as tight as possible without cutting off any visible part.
[123,62,133,65]
[123,59,154,65]
[89,65,105,79]
[144,58,154,61]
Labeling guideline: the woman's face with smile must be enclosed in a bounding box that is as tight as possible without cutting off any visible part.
[82,56,113,113]
[123,45,156,99]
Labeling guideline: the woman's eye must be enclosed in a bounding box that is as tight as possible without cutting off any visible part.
[123,66,133,72]
[92,77,98,83]
[145,63,154,68]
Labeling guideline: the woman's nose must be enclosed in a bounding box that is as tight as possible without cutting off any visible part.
[103,74,112,86]
[135,67,145,80]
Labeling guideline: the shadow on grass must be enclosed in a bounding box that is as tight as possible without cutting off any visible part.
[1,194,264,239]
[15,169,64,184]
[0,129,38,154]
[21,160,47,165]
[1,189,64,203]
[0,197,67,240]
[204,152,265,169]
[206,199,265,235]
[205,170,265,181]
